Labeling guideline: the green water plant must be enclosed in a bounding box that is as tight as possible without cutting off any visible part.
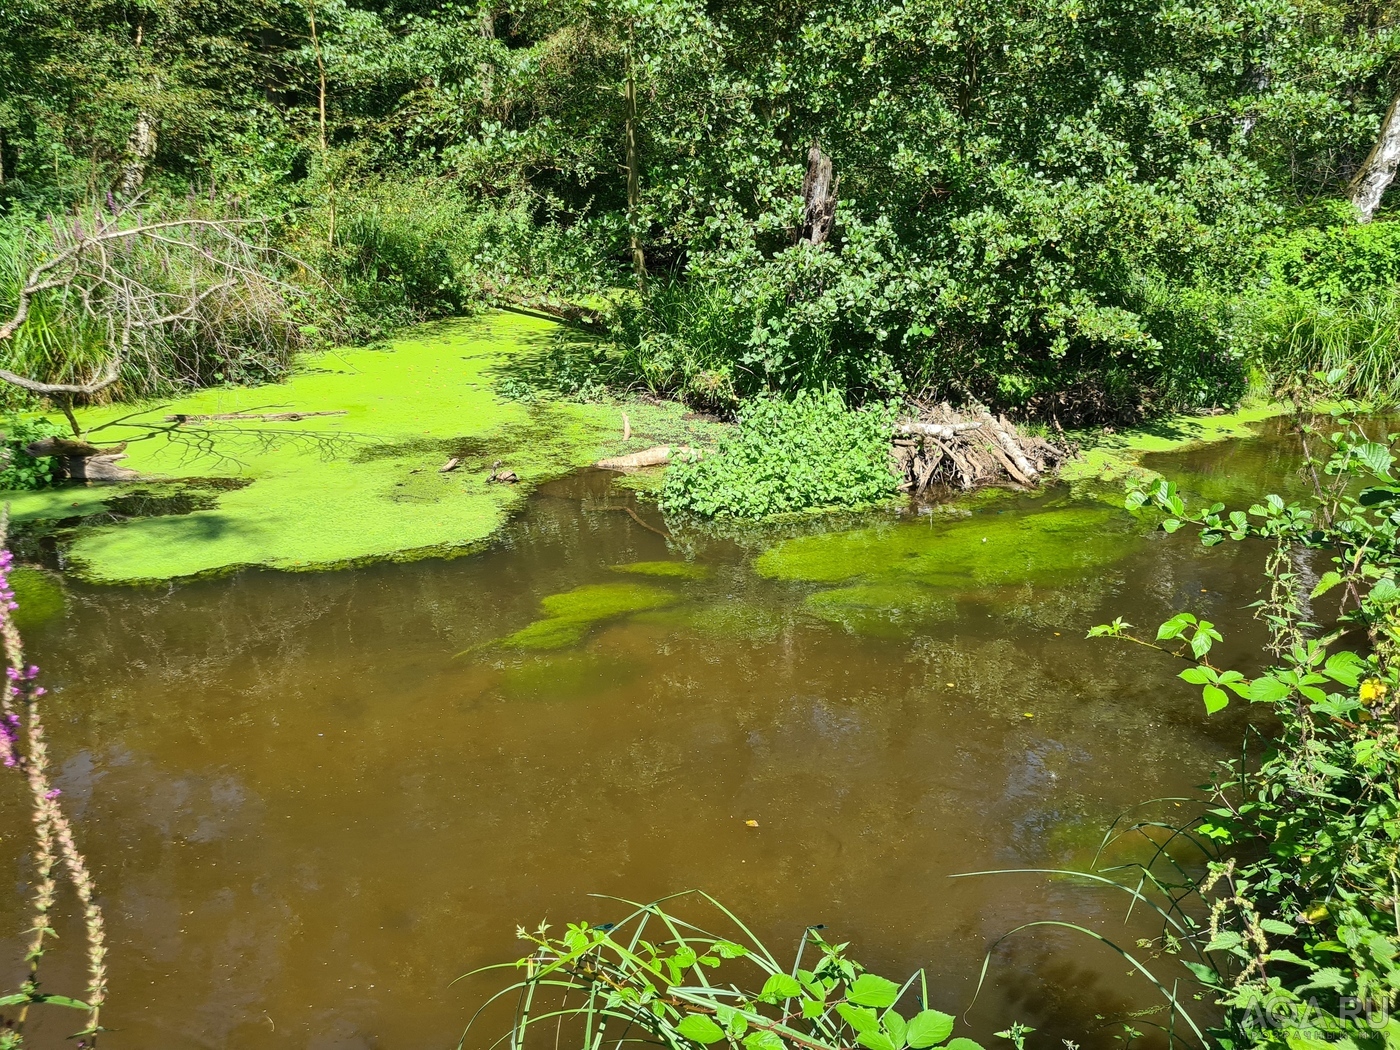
[661,392,898,520]
[461,891,992,1050]
[1070,400,1400,1048]
[496,582,680,651]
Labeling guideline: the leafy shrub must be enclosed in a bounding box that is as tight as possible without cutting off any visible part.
[467,892,997,1050]
[660,391,898,519]
[0,415,67,490]
[1259,220,1400,301]
[1084,411,1400,1047]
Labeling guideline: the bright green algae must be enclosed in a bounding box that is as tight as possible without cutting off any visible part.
[611,560,710,579]
[499,581,680,650]
[755,504,1136,630]
[2,313,693,584]
[756,505,1130,587]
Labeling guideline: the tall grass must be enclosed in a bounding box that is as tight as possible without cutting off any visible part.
[0,205,307,403]
[1246,286,1400,399]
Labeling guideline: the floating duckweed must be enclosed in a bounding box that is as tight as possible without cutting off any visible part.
[500,582,679,650]
[611,560,710,579]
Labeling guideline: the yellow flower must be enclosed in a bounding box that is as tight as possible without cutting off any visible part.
[1360,678,1389,705]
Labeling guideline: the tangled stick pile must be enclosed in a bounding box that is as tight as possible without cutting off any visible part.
[891,404,1073,492]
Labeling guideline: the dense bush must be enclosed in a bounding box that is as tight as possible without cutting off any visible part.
[660,392,898,519]
[0,414,66,489]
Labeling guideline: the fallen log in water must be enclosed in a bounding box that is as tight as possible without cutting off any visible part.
[596,445,697,470]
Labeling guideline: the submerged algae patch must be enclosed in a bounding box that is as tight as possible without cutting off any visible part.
[611,560,710,579]
[756,505,1137,634]
[757,506,1131,588]
[500,582,680,650]
[11,568,65,630]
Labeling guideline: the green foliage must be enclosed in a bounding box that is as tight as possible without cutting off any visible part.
[0,414,65,490]
[5,0,1398,416]
[660,392,898,520]
[464,892,991,1050]
[1087,403,1400,1047]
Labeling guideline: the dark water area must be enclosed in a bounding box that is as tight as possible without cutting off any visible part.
[0,428,1303,1050]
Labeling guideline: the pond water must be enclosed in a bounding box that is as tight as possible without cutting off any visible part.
[0,426,1309,1050]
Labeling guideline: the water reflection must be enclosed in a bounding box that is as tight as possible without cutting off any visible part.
[0,454,1278,1049]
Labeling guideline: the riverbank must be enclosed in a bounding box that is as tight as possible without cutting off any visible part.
[0,314,1302,584]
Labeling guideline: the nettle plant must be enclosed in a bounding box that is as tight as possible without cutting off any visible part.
[1089,404,1400,1049]
[462,892,991,1050]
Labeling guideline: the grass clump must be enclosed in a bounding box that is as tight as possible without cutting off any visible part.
[660,391,898,520]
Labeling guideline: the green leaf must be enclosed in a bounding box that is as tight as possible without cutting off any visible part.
[858,1033,898,1050]
[760,973,803,1002]
[946,1041,985,1050]
[745,1031,785,1050]
[838,1004,882,1035]
[1309,571,1343,598]
[846,973,901,1008]
[1357,486,1400,507]
[907,1010,956,1048]
[714,941,748,959]
[1355,442,1394,479]
[883,1009,908,1048]
[1247,676,1291,703]
[35,994,90,1010]
[1202,685,1229,714]
[1259,918,1297,936]
[802,998,827,1020]
[1323,651,1365,687]
[1178,667,1212,685]
[677,1015,726,1044]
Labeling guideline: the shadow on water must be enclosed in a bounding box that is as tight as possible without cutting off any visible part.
[0,429,1309,1050]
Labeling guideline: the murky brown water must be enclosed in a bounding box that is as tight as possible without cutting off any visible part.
[0,435,1294,1050]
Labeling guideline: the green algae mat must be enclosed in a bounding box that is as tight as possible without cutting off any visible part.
[1,312,671,584]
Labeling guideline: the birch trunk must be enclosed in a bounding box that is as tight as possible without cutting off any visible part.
[1349,92,1400,223]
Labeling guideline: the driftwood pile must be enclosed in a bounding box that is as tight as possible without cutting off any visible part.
[892,405,1071,493]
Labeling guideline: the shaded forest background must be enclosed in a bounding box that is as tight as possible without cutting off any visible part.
[3,0,1400,421]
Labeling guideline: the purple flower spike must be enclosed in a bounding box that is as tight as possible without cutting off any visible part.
[44,789,60,800]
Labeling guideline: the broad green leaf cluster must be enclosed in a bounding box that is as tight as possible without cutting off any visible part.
[464,892,992,1050]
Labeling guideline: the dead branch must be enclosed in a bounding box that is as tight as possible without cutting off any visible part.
[0,203,307,419]
[892,404,1072,493]
[164,410,347,423]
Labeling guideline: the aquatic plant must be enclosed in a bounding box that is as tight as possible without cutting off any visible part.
[462,891,994,1050]
[983,401,1400,1049]
[497,581,681,651]
[0,529,108,1047]
[661,392,899,520]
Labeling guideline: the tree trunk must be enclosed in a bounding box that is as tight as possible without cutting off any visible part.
[1349,91,1400,223]
[797,143,837,245]
[118,20,157,199]
[625,24,647,293]
[118,111,157,198]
